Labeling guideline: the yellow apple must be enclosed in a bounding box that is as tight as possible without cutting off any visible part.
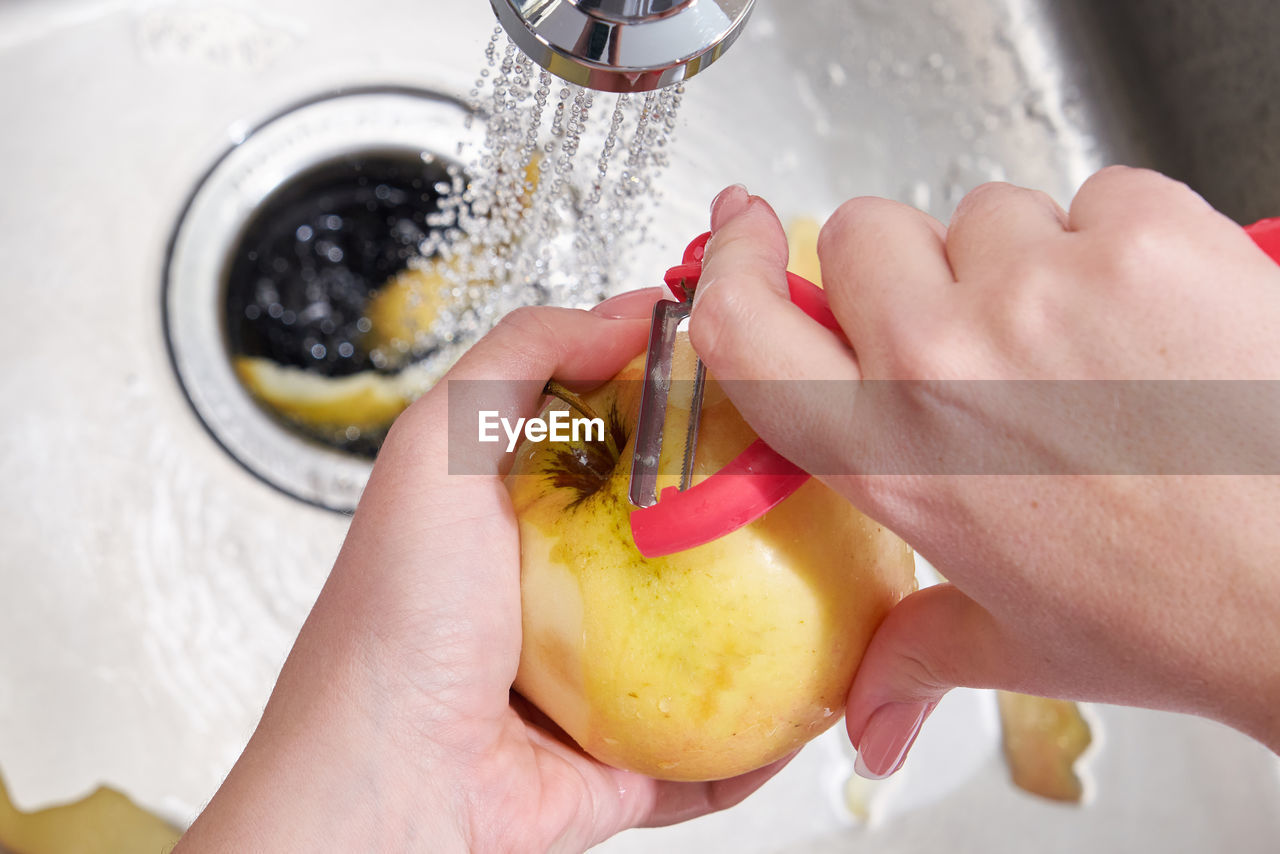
[505,341,916,782]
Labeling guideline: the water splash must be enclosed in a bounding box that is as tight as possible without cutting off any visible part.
[408,29,685,385]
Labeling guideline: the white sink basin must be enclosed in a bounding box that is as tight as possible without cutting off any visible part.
[0,0,1275,851]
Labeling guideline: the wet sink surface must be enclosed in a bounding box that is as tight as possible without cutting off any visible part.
[0,0,1277,850]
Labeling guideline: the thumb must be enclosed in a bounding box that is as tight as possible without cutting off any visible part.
[845,583,1042,780]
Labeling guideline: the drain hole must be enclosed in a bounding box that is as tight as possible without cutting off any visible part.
[225,149,456,458]
[166,87,482,510]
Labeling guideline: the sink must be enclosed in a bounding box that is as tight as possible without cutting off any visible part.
[1077,0,1280,223]
[0,0,1276,851]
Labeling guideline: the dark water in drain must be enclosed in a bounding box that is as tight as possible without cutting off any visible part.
[221,149,456,458]
[224,149,452,377]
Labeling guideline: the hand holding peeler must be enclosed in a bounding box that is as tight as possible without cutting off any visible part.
[627,218,1280,559]
[626,232,837,558]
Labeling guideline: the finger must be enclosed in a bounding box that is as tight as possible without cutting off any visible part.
[446,304,651,386]
[513,696,796,846]
[816,197,954,378]
[589,286,666,320]
[1066,166,1273,276]
[559,748,795,851]
[346,306,649,581]
[690,191,860,475]
[843,584,1059,780]
[383,305,650,482]
[328,308,650,700]
[945,182,1068,281]
[692,188,855,383]
[710,182,750,231]
[638,751,798,828]
[1068,165,1214,234]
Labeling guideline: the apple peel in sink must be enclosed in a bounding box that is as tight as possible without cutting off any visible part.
[505,342,916,781]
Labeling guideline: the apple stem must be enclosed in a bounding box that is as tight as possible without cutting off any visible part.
[542,380,619,457]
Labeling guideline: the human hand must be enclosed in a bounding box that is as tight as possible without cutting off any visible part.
[688,169,1280,779]
[176,295,792,854]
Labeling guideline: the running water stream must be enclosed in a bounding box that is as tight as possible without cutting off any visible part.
[402,28,685,383]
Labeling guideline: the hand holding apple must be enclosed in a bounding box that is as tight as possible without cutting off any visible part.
[507,337,916,781]
[177,298,811,854]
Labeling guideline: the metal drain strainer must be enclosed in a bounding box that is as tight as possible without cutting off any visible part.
[164,87,478,511]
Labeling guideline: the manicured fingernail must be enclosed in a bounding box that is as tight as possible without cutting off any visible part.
[590,286,664,318]
[710,184,750,231]
[853,701,930,780]
[697,187,750,312]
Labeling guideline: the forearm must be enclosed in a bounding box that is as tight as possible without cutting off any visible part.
[176,736,458,852]
[175,624,469,852]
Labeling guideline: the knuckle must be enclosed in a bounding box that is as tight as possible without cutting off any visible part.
[896,647,952,695]
[1091,163,1141,185]
[888,313,955,379]
[1000,252,1056,294]
[819,197,923,280]
[493,305,553,341]
[886,590,971,692]
[1078,165,1203,212]
[821,196,901,252]
[1026,188,1065,219]
[488,305,567,367]
[992,260,1058,348]
[1092,218,1173,291]
[1079,164,1161,203]
[952,181,1014,221]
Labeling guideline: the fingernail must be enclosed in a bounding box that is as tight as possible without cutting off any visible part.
[698,187,751,312]
[590,286,664,319]
[710,184,750,231]
[853,701,930,780]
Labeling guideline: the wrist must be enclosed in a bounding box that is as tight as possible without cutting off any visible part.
[177,632,470,851]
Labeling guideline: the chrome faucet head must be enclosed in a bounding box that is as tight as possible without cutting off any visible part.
[490,0,756,93]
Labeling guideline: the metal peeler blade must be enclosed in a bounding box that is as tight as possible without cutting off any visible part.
[627,230,820,557]
[628,296,706,508]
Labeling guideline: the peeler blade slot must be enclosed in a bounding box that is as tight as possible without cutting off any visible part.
[679,358,706,492]
[629,298,690,508]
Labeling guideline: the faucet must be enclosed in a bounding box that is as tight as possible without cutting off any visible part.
[489,0,756,93]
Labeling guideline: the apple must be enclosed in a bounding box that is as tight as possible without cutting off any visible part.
[505,339,916,782]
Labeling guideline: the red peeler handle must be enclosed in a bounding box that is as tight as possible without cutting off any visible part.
[1246,217,1280,264]
[634,232,829,558]
[631,220,1280,559]
[663,232,843,336]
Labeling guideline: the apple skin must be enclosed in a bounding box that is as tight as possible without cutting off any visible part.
[505,350,915,782]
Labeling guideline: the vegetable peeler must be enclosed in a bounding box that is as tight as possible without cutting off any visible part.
[627,232,838,558]
[628,218,1280,559]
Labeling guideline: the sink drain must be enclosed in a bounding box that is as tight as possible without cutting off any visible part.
[164,87,479,511]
